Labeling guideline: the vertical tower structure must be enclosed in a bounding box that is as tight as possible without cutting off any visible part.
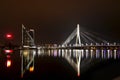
[62,24,82,76]
[21,24,35,77]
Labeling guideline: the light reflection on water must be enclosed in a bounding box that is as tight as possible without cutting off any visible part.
[1,49,120,80]
[35,49,120,59]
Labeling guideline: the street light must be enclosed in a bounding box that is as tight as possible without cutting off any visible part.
[6,59,12,68]
[29,66,34,72]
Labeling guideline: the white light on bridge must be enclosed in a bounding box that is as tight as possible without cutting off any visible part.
[33,50,36,56]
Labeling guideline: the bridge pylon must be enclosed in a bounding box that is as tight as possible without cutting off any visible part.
[63,24,82,76]
[76,24,81,46]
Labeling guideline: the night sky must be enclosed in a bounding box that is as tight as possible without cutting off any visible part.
[0,0,120,45]
[0,0,120,80]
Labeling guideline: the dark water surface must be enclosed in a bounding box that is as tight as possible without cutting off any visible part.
[0,50,120,80]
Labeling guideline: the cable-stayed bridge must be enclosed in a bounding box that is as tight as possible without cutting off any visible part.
[20,24,120,78]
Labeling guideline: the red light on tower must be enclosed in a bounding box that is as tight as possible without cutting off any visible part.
[4,49,13,54]
[5,33,13,39]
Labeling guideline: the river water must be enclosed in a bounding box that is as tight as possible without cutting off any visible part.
[0,50,120,80]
